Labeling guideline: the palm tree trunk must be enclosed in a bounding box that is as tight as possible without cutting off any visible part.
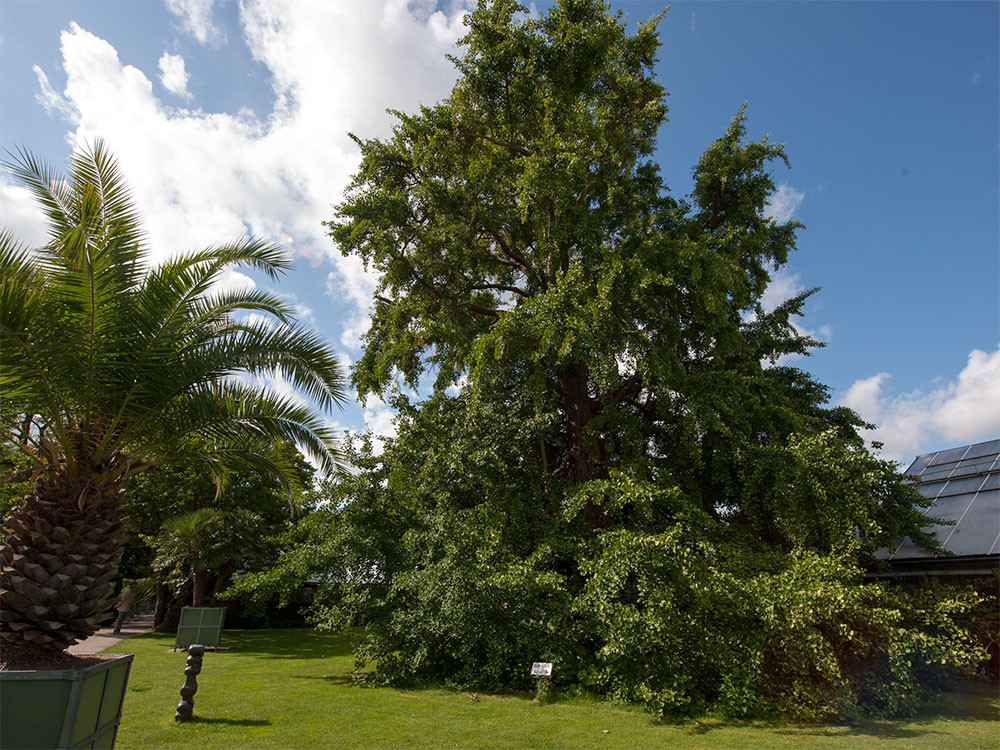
[153,581,171,629]
[0,472,125,660]
[191,569,208,608]
[209,561,236,606]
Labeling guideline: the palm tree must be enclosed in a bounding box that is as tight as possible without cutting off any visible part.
[151,508,269,608]
[0,141,345,665]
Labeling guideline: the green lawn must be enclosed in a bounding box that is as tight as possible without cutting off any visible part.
[111,629,998,749]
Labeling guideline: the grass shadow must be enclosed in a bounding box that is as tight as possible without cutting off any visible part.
[122,628,355,661]
[775,724,942,740]
[208,629,355,659]
[289,674,356,686]
[654,680,998,740]
[671,716,941,741]
[187,717,271,727]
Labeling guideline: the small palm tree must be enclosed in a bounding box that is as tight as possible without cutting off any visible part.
[0,141,345,665]
[151,508,268,608]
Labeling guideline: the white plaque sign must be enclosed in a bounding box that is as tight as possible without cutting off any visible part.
[530,662,553,677]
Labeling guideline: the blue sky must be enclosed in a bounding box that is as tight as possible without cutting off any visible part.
[1,0,997,465]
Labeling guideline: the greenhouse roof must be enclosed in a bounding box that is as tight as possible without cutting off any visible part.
[881,438,1000,563]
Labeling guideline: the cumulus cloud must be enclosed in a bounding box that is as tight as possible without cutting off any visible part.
[361,394,398,456]
[326,267,377,349]
[158,52,191,99]
[0,181,48,248]
[839,346,1000,464]
[754,267,831,365]
[19,2,467,356]
[211,267,256,297]
[165,0,225,46]
[33,66,75,120]
[760,267,807,314]
[764,183,804,224]
[445,373,469,397]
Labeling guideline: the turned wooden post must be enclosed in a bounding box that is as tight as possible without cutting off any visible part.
[174,644,204,721]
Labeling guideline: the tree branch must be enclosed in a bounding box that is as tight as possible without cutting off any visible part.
[489,230,540,286]
[462,302,500,318]
[455,130,531,157]
[390,249,500,319]
[605,374,643,408]
[469,282,529,298]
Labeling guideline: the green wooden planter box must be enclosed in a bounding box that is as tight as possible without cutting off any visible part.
[174,606,226,650]
[0,653,133,750]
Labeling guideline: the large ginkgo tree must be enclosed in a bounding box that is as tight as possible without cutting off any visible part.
[0,142,345,666]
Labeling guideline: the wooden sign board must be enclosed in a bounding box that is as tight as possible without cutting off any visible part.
[530,662,553,677]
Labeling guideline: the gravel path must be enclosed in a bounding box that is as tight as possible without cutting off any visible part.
[67,612,155,655]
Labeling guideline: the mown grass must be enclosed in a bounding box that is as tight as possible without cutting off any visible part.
[111,629,998,749]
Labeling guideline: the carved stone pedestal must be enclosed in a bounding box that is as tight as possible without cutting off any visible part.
[175,644,204,721]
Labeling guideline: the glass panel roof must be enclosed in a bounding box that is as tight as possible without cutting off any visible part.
[944,492,1000,556]
[919,466,955,484]
[952,457,996,477]
[939,475,987,498]
[928,446,971,466]
[888,439,999,561]
[923,492,976,522]
[904,454,934,476]
[891,534,941,559]
[964,439,1000,460]
[917,483,941,500]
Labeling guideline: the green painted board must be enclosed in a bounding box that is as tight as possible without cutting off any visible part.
[71,669,107,745]
[0,654,132,750]
[0,677,71,749]
[175,606,226,649]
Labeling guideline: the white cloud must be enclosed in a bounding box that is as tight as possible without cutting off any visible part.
[764,183,804,224]
[934,348,1000,440]
[840,372,890,424]
[361,394,398,456]
[212,267,256,296]
[0,181,48,248]
[326,268,377,349]
[263,369,309,410]
[165,0,225,46]
[33,66,74,120]
[19,3,467,355]
[755,267,831,365]
[445,373,468,397]
[158,52,191,99]
[839,346,1000,464]
[760,267,805,314]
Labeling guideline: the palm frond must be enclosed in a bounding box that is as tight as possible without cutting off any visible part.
[0,230,71,444]
[4,141,346,487]
[68,138,146,244]
[131,378,343,476]
[3,147,75,241]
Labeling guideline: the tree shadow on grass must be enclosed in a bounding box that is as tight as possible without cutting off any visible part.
[188,717,271,727]
[288,674,356,686]
[663,681,998,740]
[216,629,355,659]
[671,716,941,741]
[776,724,941,741]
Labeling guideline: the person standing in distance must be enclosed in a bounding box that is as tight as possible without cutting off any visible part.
[112,580,136,634]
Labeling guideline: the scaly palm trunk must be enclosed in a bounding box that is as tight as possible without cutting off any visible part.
[0,471,125,660]
[191,568,208,608]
